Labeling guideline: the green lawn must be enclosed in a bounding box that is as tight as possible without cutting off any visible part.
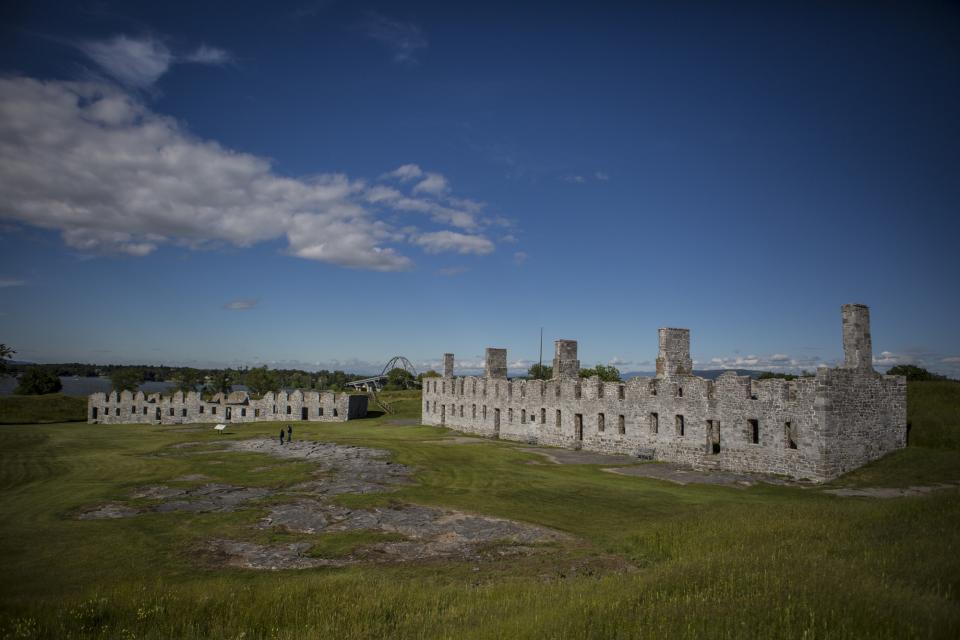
[0,393,86,424]
[0,385,958,639]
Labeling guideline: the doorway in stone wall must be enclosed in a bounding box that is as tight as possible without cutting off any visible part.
[226,407,232,420]
[441,404,446,426]
[707,420,721,454]
[574,414,583,449]
[301,407,308,420]
[155,407,161,422]
[493,408,500,438]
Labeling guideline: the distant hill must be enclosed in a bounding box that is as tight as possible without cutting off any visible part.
[621,369,773,381]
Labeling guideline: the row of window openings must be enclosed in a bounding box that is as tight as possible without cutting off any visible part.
[424,401,798,450]
[100,405,337,418]
[431,380,679,400]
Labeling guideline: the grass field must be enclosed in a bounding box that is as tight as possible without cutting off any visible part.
[0,394,86,424]
[0,383,958,639]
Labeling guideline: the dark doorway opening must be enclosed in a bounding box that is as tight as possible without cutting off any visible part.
[574,413,583,448]
[155,407,161,421]
[441,404,446,426]
[301,407,308,420]
[226,407,232,420]
[91,407,98,420]
[707,420,720,454]
[493,408,500,437]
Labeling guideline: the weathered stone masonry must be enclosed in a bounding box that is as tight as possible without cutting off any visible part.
[88,389,368,425]
[423,304,906,482]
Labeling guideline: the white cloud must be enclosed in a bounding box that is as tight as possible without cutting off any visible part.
[563,175,586,184]
[608,356,631,366]
[183,44,232,65]
[77,35,232,89]
[706,353,824,372]
[499,234,518,243]
[79,35,173,89]
[942,356,960,364]
[513,251,528,265]
[382,164,423,182]
[0,278,26,287]
[223,298,258,310]
[413,231,494,255]
[412,172,449,196]
[0,78,503,271]
[363,12,428,64]
[595,171,610,181]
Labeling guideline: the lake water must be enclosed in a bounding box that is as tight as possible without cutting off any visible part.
[0,377,177,397]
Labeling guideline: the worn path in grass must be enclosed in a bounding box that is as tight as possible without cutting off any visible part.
[1,387,959,639]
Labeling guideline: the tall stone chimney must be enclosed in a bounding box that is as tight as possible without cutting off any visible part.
[656,328,692,378]
[443,353,454,378]
[552,339,580,378]
[484,348,507,379]
[841,303,874,372]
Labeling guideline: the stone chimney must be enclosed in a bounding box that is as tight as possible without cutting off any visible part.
[842,303,874,372]
[552,339,580,379]
[443,353,454,378]
[656,328,692,378]
[484,348,507,379]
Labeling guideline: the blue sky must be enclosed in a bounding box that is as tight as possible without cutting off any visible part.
[0,1,958,376]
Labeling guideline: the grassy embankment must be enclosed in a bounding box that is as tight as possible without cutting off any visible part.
[0,394,86,424]
[0,383,958,638]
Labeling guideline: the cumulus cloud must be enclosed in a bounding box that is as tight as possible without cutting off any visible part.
[77,35,231,89]
[0,78,504,270]
[413,231,494,255]
[223,298,258,310]
[706,353,824,372]
[412,172,449,196]
[362,12,428,64]
[382,164,423,182]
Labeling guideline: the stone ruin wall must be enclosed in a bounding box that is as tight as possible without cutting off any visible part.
[89,389,368,425]
[422,304,906,482]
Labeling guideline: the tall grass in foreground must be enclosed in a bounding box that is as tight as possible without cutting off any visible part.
[0,386,958,638]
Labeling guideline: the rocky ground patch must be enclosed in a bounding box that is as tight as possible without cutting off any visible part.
[77,437,570,569]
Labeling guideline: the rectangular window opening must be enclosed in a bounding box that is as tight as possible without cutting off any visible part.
[675,414,685,436]
[785,421,797,449]
[598,413,605,432]
[618,415,625,435]
[749,419,759,444]
[650,412,659,434]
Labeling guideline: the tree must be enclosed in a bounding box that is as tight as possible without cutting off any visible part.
[886,365,944,382]
[579,364,621,382]
[173,368,200,393]
[14,366,62,395]
[206,371,233,395]
[244,366,280,396]
[418,370,441,382]
[0,343,14,378]
[527,363,553,380]
[385,367,415,390]
[110,368,143,392]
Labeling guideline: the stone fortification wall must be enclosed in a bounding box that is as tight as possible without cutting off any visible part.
[89,389,367,425]
[422,304,906,482]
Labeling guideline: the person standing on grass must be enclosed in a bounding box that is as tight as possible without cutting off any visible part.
[287,424,292,442]
[279,428,285,445]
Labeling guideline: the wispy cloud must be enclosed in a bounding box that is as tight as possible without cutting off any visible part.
[438,266,468,276]
[362,12,428,64]
[0,278,25,288]
[563,171,610,184]
[513,251,528,265]
[77,34,231,89]
[223,299,258,310]
[414,231,494,255]
[0,78,511,271]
